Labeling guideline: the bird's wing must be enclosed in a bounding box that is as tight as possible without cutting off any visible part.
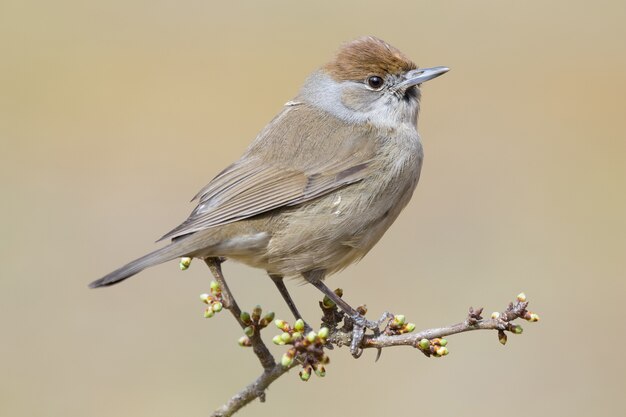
[159,103,377,241]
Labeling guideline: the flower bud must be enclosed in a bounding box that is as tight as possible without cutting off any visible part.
[179,257,192,270]
[281,353,294,367]
[299,367,311,381]
[527,313,540,322]
[517,292,527,302]
[238,336,251,347]
[498,330,507,345]
[252,305,262,322]
[240,311,252,325]
[317,327,329,340]
[243,326,255,337]
[294,319,305,332]
[418,339,430,350]
[322,296,335,309]
[275,319,289,331]
[315,365,326,377]
[260,311,275,327]
[436,347,449,356]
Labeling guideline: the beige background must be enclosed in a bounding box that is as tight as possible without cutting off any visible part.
[1,1,625,416]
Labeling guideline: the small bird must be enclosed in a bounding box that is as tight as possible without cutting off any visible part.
[90,37,448,350]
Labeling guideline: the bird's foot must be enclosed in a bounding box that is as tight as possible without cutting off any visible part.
[348,310,394,358]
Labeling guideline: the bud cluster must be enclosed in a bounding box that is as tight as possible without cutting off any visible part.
[493,292,539,345]
[416,337,449,357]
[384,314,416,336]
[273,319,331,381]
[237,305,275,347]
[199,281,223,318]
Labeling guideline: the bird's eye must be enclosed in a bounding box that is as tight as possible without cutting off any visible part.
[366,75,384,90]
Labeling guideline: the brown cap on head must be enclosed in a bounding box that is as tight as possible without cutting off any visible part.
[323,36,417,82]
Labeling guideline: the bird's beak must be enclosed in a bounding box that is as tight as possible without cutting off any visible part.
[399,66,450,88]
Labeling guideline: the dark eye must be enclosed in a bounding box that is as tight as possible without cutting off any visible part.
[366,75,384,90]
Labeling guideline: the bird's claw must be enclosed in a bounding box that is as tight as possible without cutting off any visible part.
[348,312,393,357]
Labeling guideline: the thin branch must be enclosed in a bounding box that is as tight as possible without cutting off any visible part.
[204,258,275,370]
[208,287,538,416]
[210,363,294,417]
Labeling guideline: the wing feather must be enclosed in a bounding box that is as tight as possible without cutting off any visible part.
[159,103,377,241]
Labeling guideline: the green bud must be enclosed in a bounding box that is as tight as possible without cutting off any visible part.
[252,305,262,322]
[404,323,416,333]
[240,311,252,325]
[291,331,302,340]
[294,319,305,331]
[517,292,527,302]
[275,319,289,331]
[317,327,329,340]
[306,331,317,342]
[281,353,294,367]
[439,338,448,347]
[204,308,215,319]
[322,296,335,309]
[199,293,210,304]
[314,365,326,377]
[280,332,292,343]
[418,339,430,350]
[179,257,192,270]
[394,315,406,326]
[299,367,311,381]
[272,335,284,345]
[498,330,508,345]
[210,280,220,293]
[528,313,540,322]
[238,336,251,347]
[260,311,275,327]
[512,324,524,334]
[212,302,223,312]
[244,326,255,337]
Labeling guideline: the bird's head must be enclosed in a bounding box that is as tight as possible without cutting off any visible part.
[300,36,448,129]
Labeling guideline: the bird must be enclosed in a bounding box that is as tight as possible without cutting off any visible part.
[90,36,448,352]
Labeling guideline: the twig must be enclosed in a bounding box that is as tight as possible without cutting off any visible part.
[210,362,294,417]
[204,258,275,370]
[206,280,538,416]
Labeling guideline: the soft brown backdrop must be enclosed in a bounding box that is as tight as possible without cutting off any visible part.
[1,1,625,416]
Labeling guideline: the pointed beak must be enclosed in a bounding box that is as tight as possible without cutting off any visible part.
[399,66,450,88]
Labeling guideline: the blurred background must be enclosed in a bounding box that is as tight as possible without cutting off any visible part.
[1,1,625,416]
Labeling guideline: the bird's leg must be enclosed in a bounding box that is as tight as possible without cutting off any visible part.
[305,271,381,357]
[268,274,310,331]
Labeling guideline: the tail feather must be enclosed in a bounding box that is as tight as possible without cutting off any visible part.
[89,243,183,288]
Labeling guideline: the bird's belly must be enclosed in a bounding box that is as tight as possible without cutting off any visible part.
[258,170,419,277]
